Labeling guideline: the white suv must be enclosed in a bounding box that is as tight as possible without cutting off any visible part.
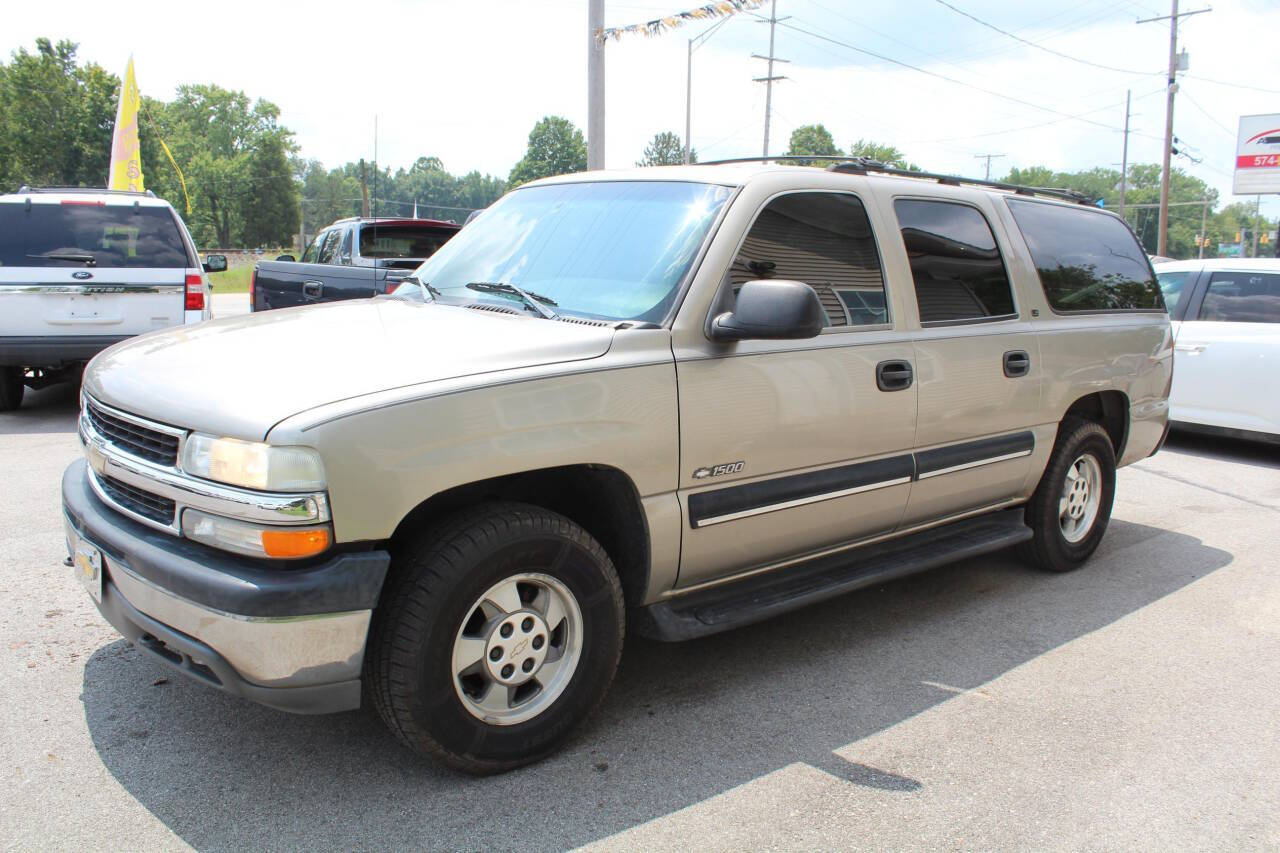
[0,187,224,410]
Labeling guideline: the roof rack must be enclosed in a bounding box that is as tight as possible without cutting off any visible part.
[695,156,1097,206]
[16,186,157,198]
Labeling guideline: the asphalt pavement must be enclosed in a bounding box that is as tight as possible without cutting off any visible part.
[1,382,1277,851]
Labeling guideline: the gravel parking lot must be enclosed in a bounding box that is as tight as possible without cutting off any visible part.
[1,382,1277,851]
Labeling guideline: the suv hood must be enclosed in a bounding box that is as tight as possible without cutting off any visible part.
[83,299,615,440]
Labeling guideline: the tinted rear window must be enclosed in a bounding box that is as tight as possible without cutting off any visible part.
[0,202,190,268]
[1198,271,1280,324]
[1007,199,1162,312]
[359,224,456,259]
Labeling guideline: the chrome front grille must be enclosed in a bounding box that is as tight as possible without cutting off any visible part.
[97,474,176,526]
[85,400,181,466]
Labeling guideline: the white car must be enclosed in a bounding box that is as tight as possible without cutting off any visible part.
[1155,257,1280,442]
[0,187,224,410]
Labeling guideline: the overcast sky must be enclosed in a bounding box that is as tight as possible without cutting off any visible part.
[6,0,1279,220]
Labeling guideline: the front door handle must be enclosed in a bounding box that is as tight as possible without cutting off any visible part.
[1003,350,1031,378]
[876,360,913,392]
[302,280,324,299]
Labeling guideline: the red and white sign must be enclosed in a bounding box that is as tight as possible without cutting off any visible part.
[1233,114,1280,194]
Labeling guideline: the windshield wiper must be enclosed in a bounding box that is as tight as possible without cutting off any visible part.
[398,275,440,299]
[28,252,96,265]
[466,281,559,320]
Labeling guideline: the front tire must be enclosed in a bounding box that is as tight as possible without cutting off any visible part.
[1020,419,1116,573]
[368,503,625,774]
[0,367,24,412]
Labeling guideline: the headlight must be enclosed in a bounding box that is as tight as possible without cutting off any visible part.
[181,434,325,492]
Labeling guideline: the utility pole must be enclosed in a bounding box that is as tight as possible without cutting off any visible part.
[1253,195,1263,258]
[685,18,731,165]
[752,0,788,159]
[1119,90,1131,219]
[1198,197,1208,259]
[973,153,1005,181]
[588,0,605,170]
[1138,1,1210,257]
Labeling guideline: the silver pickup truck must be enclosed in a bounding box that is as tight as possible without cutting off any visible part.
[62,161,1171,773]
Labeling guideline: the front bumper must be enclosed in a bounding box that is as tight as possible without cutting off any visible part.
[62,460,390,714]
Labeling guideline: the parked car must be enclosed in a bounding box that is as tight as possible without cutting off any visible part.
[0,187,222,411]
[251,217,459,312]
[1155,257,1280,442]
[62,163,1171,773]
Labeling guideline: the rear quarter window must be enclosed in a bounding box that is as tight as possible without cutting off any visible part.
[1198,271,1280,324]
[0,202,190,268]
[1007,199,1163,312]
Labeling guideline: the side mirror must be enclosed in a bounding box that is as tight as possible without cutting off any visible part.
[202,254,228,273]
[275,254,296,262]
[709,279,825,341]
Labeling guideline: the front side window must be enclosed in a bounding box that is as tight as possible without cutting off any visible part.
[0,203,190,268]
[894,199,1015,324]
[1198,271,1280,323]
[411,180,732,323]
[728,192,887,329]
[301,231,326,264]
[1007,198,1162,312]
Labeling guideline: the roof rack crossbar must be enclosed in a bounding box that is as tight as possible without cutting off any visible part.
[694,156,1097,205]
[16,186,157,198]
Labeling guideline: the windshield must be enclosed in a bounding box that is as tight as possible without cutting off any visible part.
[408,180,733,323]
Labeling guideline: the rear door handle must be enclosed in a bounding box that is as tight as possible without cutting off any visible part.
[1003,350,1031,378]
[302,280,324,299]
[876,360,913,392]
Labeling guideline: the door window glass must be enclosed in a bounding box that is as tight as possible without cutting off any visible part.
[728,192,886,329]
[1198,271,1280,323]
[301,232,326,263]
[894,199,1015,323]
[338,227,353,264]
[1007,198,1162,312]
[1156,270,1193,314]
[316,229,342,264]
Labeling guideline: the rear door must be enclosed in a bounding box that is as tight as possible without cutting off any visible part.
[0,199,189,339]
[886,195,1042,527]
[1171,268,1280,434]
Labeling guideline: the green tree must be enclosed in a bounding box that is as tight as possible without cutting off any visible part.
[0,39,119,192]
[786,123,840,164]
[637,131,694,166]
[159,84,297,247]
[848,139,920,171]
[240,132,299,247]
[508,116,587,186]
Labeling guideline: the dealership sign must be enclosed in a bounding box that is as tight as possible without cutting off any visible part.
[1233,114,1280,194]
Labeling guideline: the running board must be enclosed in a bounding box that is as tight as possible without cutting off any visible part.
[635,509,1032,641]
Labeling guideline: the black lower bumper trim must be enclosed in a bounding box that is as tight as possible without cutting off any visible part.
[62,460,390,618]
[96,575,360,714]
[0,335,132,367]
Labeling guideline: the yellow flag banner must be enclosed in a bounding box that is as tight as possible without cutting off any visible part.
[108,57,144,192]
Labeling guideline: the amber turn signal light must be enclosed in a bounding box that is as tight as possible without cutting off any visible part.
[261,527,331,559]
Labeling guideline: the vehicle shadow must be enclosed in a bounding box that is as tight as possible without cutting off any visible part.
[1164,428,1279,469]
[81,520,1229,851]
[0,380,80,435]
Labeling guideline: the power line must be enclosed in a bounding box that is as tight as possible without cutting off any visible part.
[766,17,1166,141]
[1179,74,1280,95]
[921,86,1166,143]
[931,0,1162,76]
[1179,88,1238,138]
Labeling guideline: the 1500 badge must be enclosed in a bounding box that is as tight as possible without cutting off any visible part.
[692,461,745,479]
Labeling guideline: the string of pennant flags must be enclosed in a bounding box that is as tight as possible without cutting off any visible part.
[596,0,765,43]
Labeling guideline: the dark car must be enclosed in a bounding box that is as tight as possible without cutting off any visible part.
[251,217,459,311]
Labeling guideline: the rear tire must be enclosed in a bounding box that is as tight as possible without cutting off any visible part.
[367,502,625,774]
[1020,419,1116,573]
[0,368,24,412]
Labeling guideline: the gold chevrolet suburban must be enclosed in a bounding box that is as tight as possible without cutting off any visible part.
[62,161,1172,773]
